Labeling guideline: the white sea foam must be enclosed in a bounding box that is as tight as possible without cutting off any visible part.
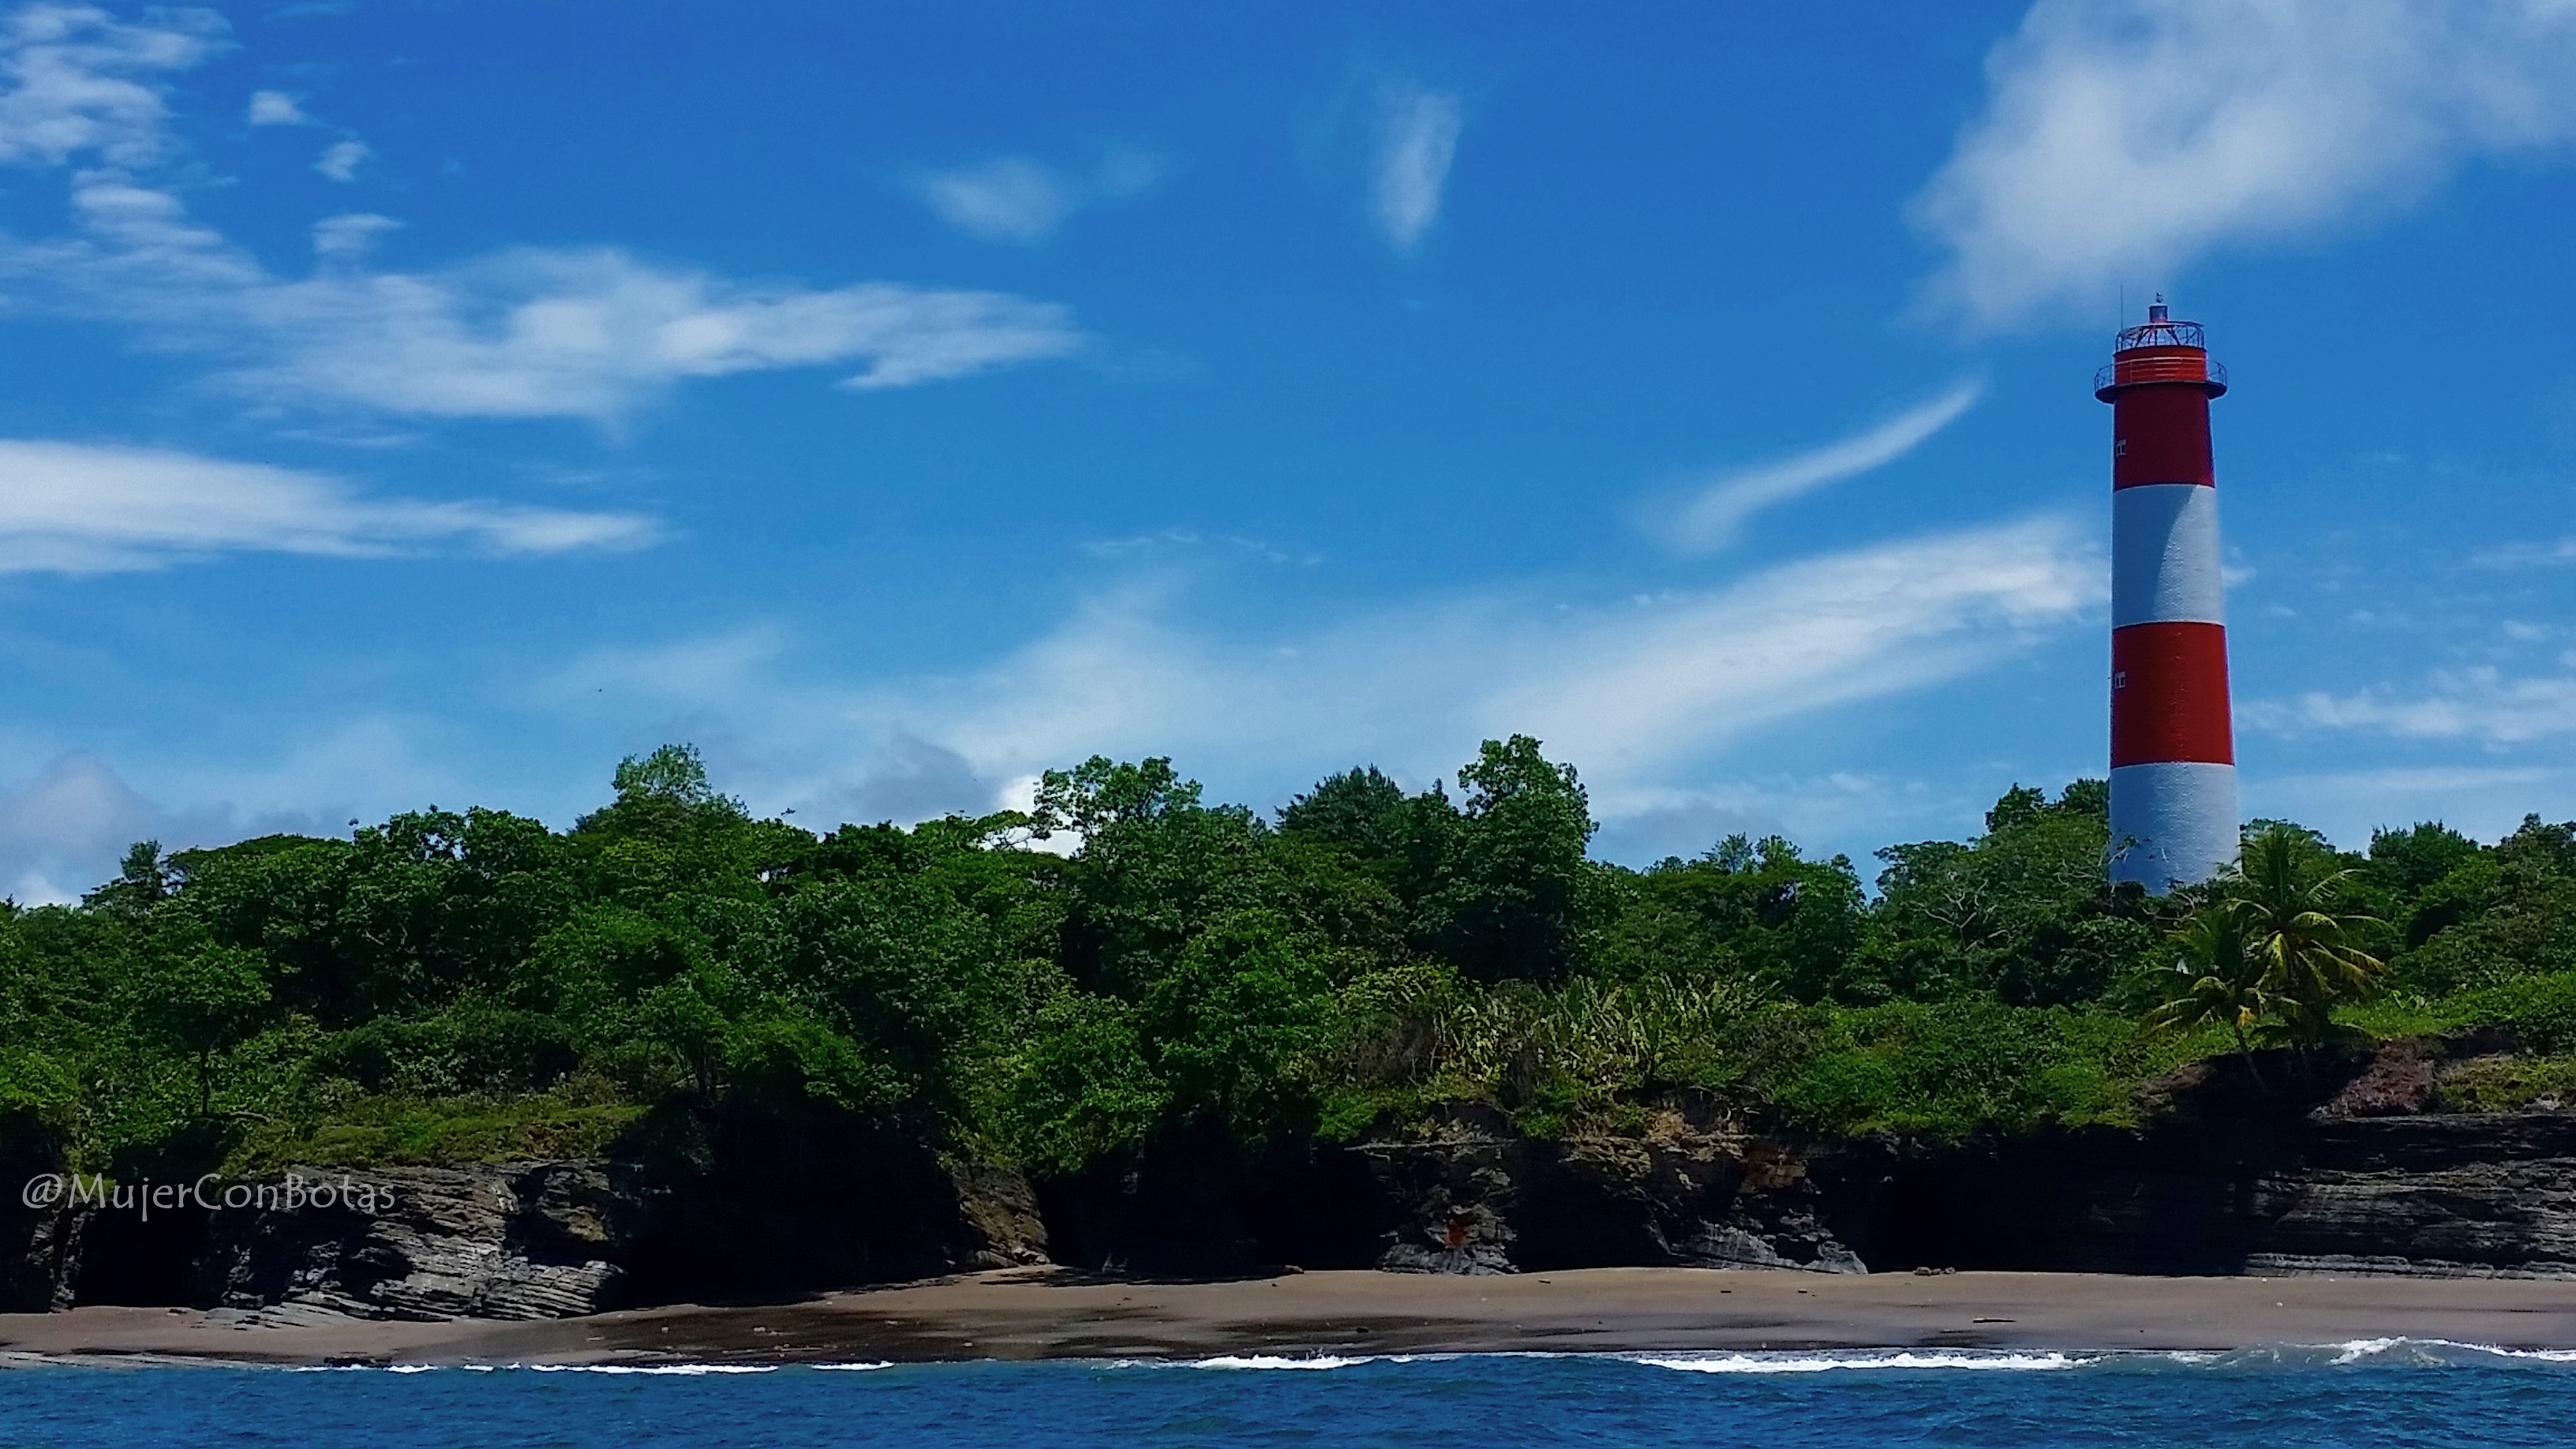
[159,1340,2576,1376]
[525,1363,781,1375]
[2325,1339,2576,1366]
[1185,1354,1372,1370]
[1634,1350,2085,1374]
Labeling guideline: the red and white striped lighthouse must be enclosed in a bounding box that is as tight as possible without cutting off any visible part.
[2096,299,2237,893]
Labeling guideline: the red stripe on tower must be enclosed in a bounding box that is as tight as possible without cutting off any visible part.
[2110,623,2233,766]
[2095,299,2238,893]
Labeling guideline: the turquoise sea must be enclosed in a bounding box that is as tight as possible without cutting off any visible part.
[5,1342,2576,1446]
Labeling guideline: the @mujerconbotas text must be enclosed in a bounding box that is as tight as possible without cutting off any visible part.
[21,1172,398,1219]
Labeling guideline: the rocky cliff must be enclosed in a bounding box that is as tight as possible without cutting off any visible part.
[1344,1032,2576,1281]
[13,1154,1048,1320]
[13,1032,2576,1318]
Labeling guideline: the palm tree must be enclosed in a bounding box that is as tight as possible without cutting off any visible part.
[2228,825,2387,1046]
[2144,906,2271,1088]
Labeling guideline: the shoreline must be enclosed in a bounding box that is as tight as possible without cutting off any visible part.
[6,1267,2576,1367]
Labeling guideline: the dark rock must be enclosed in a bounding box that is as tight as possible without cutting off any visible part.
[1327,1038,2576,1282]
[0,1118,73,1312]
[33,1140,1055,1318]
[1033,1117,1395,1277]
[949,1159,1050,1269]
[1355,1102,1867,1275]
[1822,1039,2576,1280]
[12,1205,81,1312]
[608,1099,1056,1299]
[194,1164,625,1320]
[2316,1038,2445,1118]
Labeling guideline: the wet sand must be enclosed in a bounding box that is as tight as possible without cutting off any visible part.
[6,1267,2576,1367]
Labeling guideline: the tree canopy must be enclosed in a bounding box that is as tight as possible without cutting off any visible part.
[3,742,2568,1191]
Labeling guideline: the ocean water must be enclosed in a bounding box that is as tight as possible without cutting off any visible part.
[6,1342,2576,1447]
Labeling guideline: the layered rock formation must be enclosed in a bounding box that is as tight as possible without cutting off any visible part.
[1361,1101,1863,1275]
[15,1155,1050,1320]
[192,1163,626,1320]
[1300,1032,2576,1281]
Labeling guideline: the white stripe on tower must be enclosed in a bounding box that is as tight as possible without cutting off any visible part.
[2110,484,2222,628]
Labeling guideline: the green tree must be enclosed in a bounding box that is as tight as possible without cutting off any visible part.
[998,993,1167,1174]
[2226,824,2387,1045]
[1869,781,2141,1004]
[85,841,170,918]
[142,943,272,1117]
[1422,737,1596,983]
[1276,766,1409,855]
[2389,818,2576,994]
[1595,836,1866,1002]
[2143,907,2269,1085]
[1140,908,1334,1141]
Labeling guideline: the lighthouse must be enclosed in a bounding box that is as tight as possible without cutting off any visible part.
[2096,299,2237,893]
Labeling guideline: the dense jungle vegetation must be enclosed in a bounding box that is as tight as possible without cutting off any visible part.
[6,738,2575,1186]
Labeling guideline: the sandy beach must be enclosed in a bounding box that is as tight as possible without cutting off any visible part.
[6,1267,2576,1367]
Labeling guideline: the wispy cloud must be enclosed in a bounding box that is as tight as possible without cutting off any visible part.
[9,519,2100,883]
[2250,667,2576,744]
[0,2,221,167]
[0,438,658,573]
[245,88,304,125]
[2475,536,2576,569]
[551,515,2099,835]
[915,149,1159,244]
[309,210,396,261]
[1665,382,1983,552]
[0,178,1085,419]
[313,136,365,181]
[0,6,1085,420]
[1372,84,1462,255]
[1913,0,2576,329]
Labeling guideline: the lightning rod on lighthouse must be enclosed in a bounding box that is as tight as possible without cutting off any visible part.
[2095,298,2237,893]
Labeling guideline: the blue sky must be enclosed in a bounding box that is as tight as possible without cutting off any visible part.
[4,0,2576,899]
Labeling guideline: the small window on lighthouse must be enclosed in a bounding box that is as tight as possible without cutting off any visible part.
[2114,670,2128,690]
[2114,438,2127,457]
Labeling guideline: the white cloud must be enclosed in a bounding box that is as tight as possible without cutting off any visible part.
[553,515,2099,837]
[1914,0,2576,329]
[0,751,174,902]
[313,135,365,181]
[0,2,220,168]
[0,716,464,903]
[0,438,658,573]
[0,7,1086,419]
[0,749,347,904]
[1372,84,1462,255]
[47,521,2091,869]
[919,157,1069,242]
[245,88,303,125]
[0,178,1086,418]
[2252,667,2576,744]
[2476,536,2576,568]
[1666,382,1983,552]
[310,210,397,261]
[915,150,1162,243]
